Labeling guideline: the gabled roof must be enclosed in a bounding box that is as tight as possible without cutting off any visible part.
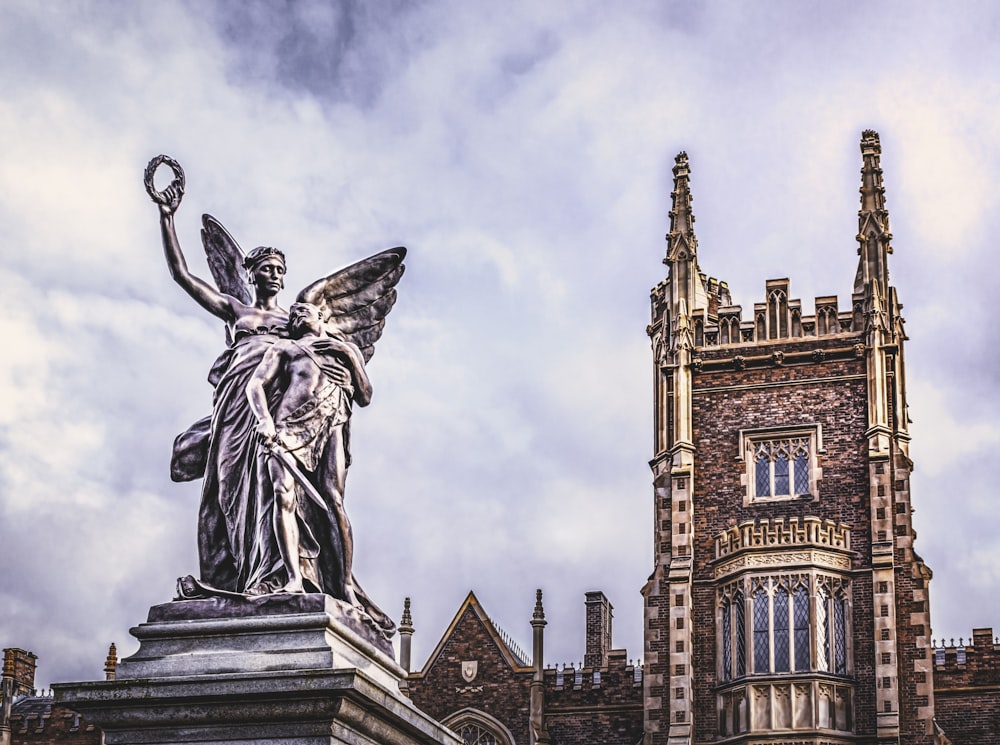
[410,591,531,678]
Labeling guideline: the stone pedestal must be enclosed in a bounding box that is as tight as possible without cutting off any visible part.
[54,594,460,745]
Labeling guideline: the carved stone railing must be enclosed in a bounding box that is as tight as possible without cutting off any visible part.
[716,517,851,560]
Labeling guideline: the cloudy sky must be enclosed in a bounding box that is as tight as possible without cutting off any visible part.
[1,1,998,688]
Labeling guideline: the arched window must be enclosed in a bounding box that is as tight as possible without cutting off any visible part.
[457,724,499,745]
[817,579,850,675]
[753,584,770,673]
[443,710,515,745]
[793,582,810,671]
[721,594,732,681]
[720,587,748,681]
[734,589,746,677]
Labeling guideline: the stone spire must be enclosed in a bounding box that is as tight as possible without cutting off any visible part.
[854,129,894,297]
[665,151,698,266]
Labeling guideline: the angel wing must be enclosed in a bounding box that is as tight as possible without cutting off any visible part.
[201,214,251,305]
[296,247,407,362]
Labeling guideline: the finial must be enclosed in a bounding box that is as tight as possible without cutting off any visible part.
[533,589,545,621]
[399,597,414,634]
[861,129,881,153]
[104,643,118,681]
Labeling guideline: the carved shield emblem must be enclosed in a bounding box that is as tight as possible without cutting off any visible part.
[461,660,478,682]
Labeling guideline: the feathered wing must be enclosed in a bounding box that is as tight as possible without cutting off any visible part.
[296,247,407,361]
[201,214,251,305]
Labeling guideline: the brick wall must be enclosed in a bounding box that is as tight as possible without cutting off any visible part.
[543,653,643,745]
[934,629,1000,744]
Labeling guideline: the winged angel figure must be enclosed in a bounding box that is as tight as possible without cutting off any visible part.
[146,156,402,639]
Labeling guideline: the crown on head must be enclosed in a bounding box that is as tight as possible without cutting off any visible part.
[243,246,286,271]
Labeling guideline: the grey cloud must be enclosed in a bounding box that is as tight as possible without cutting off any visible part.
[2,0,999,685]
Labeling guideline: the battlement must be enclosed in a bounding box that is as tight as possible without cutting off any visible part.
[691,278,864,349]
[932,627,1000,682]
[544,652,642,699]
[715,516,852,560]
[932,627,1000,743]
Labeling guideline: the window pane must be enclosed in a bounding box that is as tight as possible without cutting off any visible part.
[755,451,771,497]
[773,587,790,672]
[794,584,810,671]
[722,597,732,681]
[735,592,746,677]
[774,452,790,495]
[459,724,498,745]
[753,588,770,673]
[834,596,848,675]
[817,588,829,672]
[794,451,810,494]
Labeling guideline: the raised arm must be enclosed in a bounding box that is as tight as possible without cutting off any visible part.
[158,186,236,322]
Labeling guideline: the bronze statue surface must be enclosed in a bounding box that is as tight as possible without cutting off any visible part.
[146,156,404,640]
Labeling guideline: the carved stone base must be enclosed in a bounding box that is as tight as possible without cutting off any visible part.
[54,595,460,745]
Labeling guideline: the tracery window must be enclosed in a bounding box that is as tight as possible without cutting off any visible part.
[458,724,498,745]
[719,573,849,681]
[753,438,810,498]
[443,710,514,745]
[740,426,822,504]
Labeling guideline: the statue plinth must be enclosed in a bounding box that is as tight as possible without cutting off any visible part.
[54,596,460,745]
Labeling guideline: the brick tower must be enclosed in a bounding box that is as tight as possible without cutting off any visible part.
[641,131,935,744]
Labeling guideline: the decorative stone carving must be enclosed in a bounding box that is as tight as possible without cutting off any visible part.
[716,517,851,559]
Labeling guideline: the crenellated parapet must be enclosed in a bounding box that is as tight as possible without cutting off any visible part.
[715,517,851,559]
[688,278,865,350]
[713,517,853,581]
[544,651,643,702]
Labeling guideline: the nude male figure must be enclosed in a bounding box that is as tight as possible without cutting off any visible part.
[246,302,372,600]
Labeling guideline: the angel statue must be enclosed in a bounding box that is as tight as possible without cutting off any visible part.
[145,155,403,641]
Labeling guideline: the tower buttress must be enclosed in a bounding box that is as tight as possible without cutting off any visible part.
[644,151,705,745]
[854,130,934,742]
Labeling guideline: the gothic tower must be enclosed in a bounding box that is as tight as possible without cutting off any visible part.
[641,132,934,744]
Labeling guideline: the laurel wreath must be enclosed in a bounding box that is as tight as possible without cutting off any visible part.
[144,154,186,205]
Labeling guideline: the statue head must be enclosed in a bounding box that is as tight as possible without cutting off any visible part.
[289,302,324,338]
[244,246,286,295]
